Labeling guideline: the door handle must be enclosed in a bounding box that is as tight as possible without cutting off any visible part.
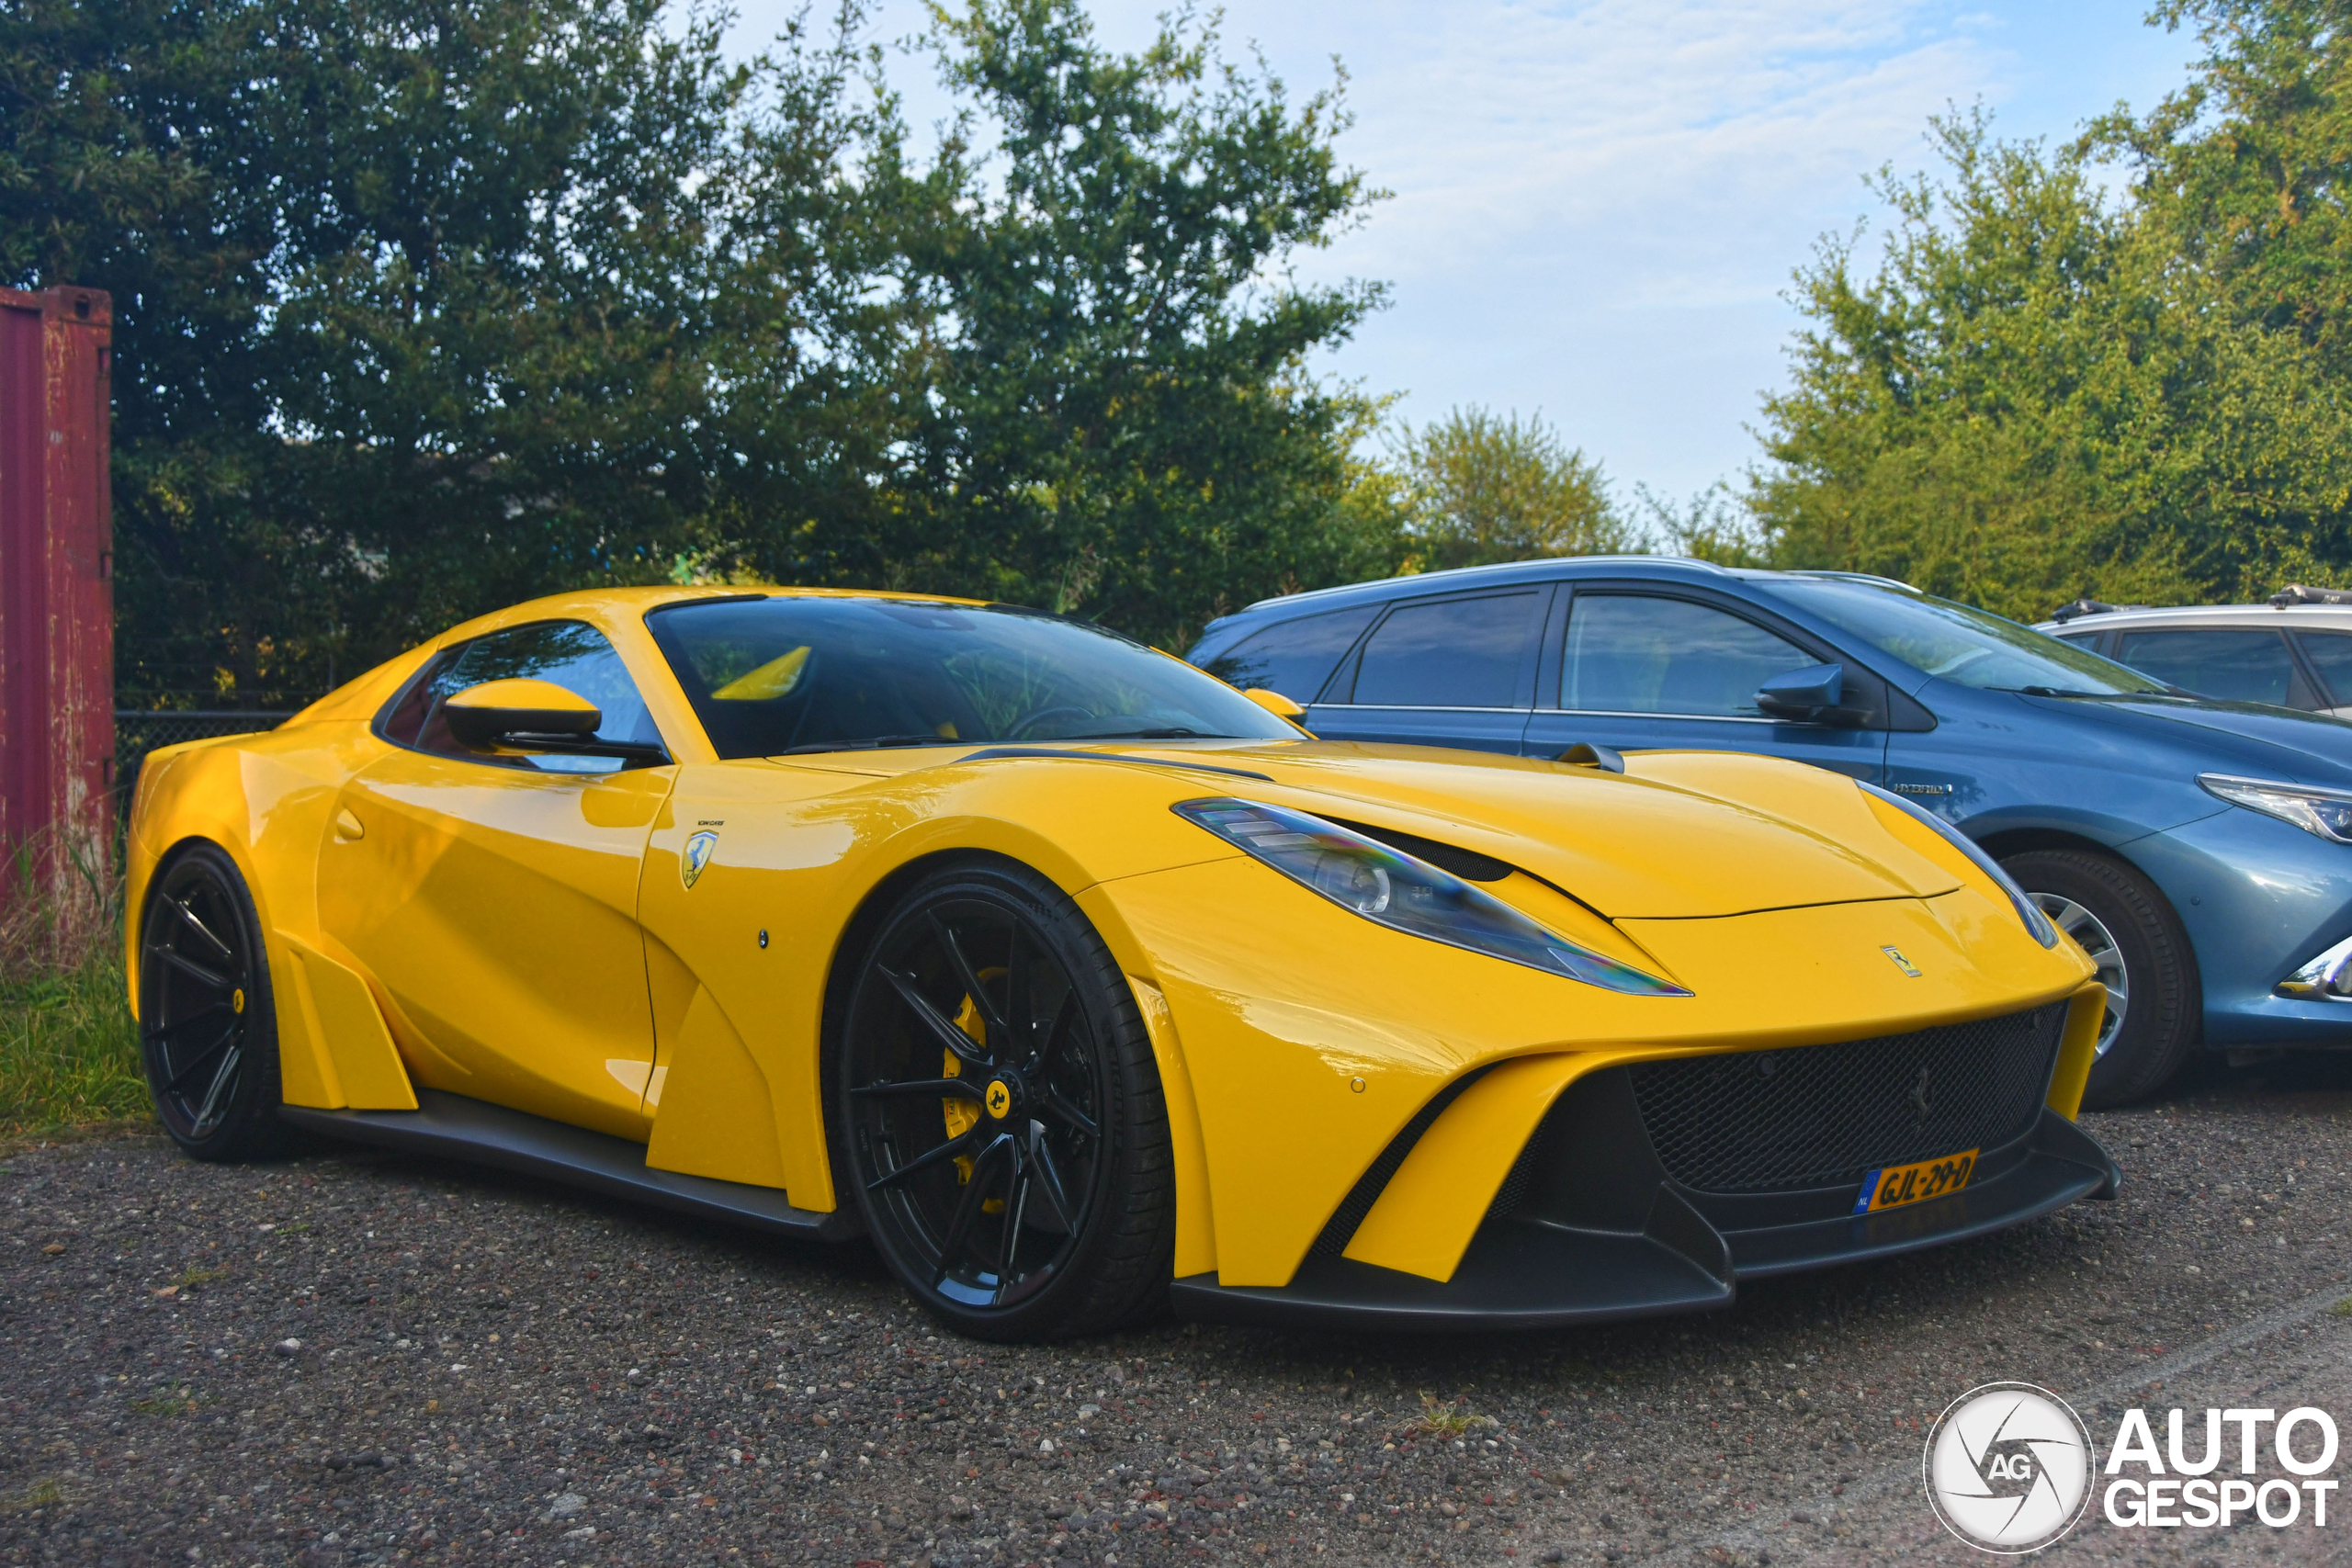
[334,807,366,842]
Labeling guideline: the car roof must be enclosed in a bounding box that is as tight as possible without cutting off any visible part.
[1217,558,1914,626]
[2032,603,2352,634]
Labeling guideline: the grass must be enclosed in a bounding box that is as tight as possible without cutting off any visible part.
[0,843,152,1140]
[1401,1392,1494,1439]
[0,1477,67,1512]
[129,1388,204,1417]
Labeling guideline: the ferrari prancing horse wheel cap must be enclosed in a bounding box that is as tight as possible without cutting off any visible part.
[985,1079,1012,1119]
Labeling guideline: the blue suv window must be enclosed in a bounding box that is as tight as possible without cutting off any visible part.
[1349,592,1542,707]
[1198,604,1378,702]
[2294,631,2352,708]
[1562,595,1815,716]
[2111,628,2319,708]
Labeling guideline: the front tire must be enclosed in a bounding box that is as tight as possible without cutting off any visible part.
[2001,848,2199,1110]
[137,843,289,1160]
[831,860,1174,1341]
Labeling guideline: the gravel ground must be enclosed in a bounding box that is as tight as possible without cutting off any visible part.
[4,1055,2351,1568]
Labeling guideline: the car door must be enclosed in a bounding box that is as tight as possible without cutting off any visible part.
[1521,586,1891,780]
[2107,626,2324,710]
[1304,585,1550,752]
[317,619,675,1141]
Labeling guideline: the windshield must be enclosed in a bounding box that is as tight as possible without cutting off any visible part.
[1758,578,2173,696]
[646,596,1297,759]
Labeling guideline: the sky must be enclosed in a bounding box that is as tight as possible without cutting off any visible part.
[722,2,2206,507]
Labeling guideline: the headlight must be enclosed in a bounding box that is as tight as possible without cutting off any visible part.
[2199,773,2352,845]
[1856,780,2059,948]
[1172,798,1690,996]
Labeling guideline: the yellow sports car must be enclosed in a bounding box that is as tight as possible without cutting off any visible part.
[127,588,2115,1339]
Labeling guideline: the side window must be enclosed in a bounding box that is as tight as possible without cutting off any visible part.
[379,621,661,773]
[2053,631,2101,649]
[1561,594,1818,716]
[1199,604,1378,703]
[2110,628,2318,708]
[1347,592,1544,708]
[2292,631,2352,710]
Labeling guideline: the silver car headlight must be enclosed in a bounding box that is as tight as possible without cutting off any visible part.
[1856,780,2059,948]
[2199,773,2352,846]
[1172,798,1690,996]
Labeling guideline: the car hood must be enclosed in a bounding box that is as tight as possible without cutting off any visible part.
[2014,692,2352,784]
[778,738,1959,919]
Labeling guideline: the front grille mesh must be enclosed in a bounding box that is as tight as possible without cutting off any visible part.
[1628,1003,2068,1194]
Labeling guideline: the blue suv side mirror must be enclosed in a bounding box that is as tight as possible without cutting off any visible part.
[1756,662,1847,723]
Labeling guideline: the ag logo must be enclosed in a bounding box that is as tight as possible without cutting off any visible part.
[985,1079,1012,1119]
[1924,1382,2092,1552]
[681,829,719,890]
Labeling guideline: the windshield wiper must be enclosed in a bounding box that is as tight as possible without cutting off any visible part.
[1061,727,1221,740]
[775,734,948,756]
[2006,685,2116,699]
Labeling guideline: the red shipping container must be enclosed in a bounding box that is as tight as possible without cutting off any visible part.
[0,286,114,909]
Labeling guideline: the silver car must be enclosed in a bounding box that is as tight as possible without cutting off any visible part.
[2035,586,2352,719]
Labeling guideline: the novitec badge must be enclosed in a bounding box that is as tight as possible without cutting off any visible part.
[1923,1382,2094,1552]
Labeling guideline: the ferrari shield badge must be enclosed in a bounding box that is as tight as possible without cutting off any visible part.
[1883,944,1922,977]
[682,829,719,889]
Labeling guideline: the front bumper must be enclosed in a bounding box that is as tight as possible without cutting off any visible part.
[1170,1087,2117,1334]
[2133,807,2352,1046]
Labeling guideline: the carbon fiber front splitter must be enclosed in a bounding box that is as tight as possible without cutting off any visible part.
[1170,1109,2118,1333]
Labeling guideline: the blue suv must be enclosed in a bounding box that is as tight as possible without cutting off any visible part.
[1188,558,2352,1107]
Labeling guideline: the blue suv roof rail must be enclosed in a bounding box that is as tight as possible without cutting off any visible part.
[1781,570,1920,592]
[1238,554,1736,615]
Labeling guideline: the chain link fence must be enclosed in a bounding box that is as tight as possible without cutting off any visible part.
[113,711,287,805]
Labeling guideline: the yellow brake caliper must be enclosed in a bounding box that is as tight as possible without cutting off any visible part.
[944,968,1006,1210]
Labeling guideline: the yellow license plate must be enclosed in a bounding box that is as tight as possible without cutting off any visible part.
[1853,1149,1978,1214]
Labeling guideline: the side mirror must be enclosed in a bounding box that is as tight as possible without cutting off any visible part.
[1755,662,1846,723]
[442,679,670,765]
[1242,687,1307,720]
[446,679,602,748]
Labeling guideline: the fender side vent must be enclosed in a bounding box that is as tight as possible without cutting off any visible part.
[1306,1066,1493,1258]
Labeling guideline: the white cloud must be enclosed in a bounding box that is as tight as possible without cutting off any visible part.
[727,1,2196,498]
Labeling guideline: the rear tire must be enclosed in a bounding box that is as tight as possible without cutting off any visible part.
[137,843,290,1161]
[2001,848,2199,1110]
[830,859,1174,1342]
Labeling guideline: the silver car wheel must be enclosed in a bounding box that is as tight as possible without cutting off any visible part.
[2031,892,2128,1056]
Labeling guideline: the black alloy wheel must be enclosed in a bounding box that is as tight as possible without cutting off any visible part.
[137,844,289,1160]
[2001,847,2200,1110]
[834,861,1173,1340]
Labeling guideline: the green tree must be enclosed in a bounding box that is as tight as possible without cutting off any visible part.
[823,0,1391,652]
[1386,405,1630,572]
[1750,96,2352,622]
[5,0,922,705]
[4,0,1388,695]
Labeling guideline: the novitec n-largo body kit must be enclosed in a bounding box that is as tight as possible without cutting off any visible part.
[127,588,2115,1337]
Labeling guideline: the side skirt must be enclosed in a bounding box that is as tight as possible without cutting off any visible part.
[279,1089,862,1243]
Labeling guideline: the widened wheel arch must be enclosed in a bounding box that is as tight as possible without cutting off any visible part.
[820,852,1177,1339]
[132,833,282,1025]
[816,852,1069,1160]
[136,838,293,1160]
